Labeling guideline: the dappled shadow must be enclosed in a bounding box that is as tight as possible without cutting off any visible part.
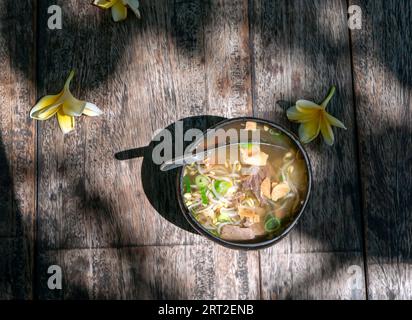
[273,117,412,299]
[359,1,412,89]
[1,0,411,95]
[0,139,14,237]
[0,137,32,299]
[115,115,225,234]
[2,0,207,94]
[1,0,411,299]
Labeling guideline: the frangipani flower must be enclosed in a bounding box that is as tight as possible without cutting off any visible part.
[30,70,102,134]
[93,0,140,22]
[286,86,346,145]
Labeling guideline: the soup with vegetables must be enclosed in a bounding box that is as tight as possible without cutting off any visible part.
[181,120,310,243]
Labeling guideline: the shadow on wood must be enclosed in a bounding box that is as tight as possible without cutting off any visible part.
[1,0,207,94]
[115,115,225,234]
[0,137,31,299]
[1,0,411,299]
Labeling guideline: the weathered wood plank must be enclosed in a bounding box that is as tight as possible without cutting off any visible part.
[36,0,257,299]
[204,0,252,117]
[0,0,36,299]
[37,0,100,250]
[349,0,412,299]
[260,251,365,299]
[0,239,33,299]
[37,245,260,299]
[251,0,366,298]
[170,0,206,118]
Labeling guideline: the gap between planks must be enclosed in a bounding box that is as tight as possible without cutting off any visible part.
[345,0,369,299]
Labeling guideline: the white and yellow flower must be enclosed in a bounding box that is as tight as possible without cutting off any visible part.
[93,0,140,22]
[286,86,346,145]
[30,70,102,134]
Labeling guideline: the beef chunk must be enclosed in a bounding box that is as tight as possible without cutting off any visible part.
[220,225,255,241]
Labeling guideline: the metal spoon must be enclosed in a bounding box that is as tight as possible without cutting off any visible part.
[160,142,285,171]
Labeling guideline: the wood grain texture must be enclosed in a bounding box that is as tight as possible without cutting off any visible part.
[37,245,260,299]
[204,0,252,117]
[0,239,33,299]
[35,0,258,299]
[36,0,186,249]
[37,0,252,249]
[260,251,365,299]
[0,0,36,299]
[251,0,366,299]
[2,0,410,300]
[349,0,412,299]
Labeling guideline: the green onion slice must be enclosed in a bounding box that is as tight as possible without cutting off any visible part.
[200,187,209,205]
[183,175,191,193]
[214,180,232,195]
[264,215,281,232]
[195,175,209,188]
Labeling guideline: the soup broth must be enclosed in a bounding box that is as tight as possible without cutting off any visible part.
[182,120,309,243]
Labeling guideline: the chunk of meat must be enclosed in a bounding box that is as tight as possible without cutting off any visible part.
[242,167,264,186]
[241,167,269,203]
[245,121,257,130]
[220,225,255,241]
[271,182,291,201]
[260,177,271,199]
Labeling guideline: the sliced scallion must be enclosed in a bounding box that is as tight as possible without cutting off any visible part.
[264,215,281,232]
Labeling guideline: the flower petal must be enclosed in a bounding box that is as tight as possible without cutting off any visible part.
[30,94,62,120]
[124,0,140,18]
[62,95,87,116]
[296,100,323,113]
[82,102,103,116]
[287,106,318,123]
[94,0,117,9]
[286,106,302,120]
[325,113,347,129]
[320,114,334,145]
[298,118,321,144]
[112,2,127,21]
[57,109,75,134]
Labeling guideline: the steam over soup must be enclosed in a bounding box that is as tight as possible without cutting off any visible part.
[182,121,309,243]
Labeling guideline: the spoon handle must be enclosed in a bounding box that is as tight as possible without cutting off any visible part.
[159,142,279,171]
[160,151,208,171]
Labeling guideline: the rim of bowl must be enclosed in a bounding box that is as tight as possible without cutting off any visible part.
[176,116,312,250]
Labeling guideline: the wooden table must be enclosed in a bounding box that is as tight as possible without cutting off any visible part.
[0,0,411,300]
